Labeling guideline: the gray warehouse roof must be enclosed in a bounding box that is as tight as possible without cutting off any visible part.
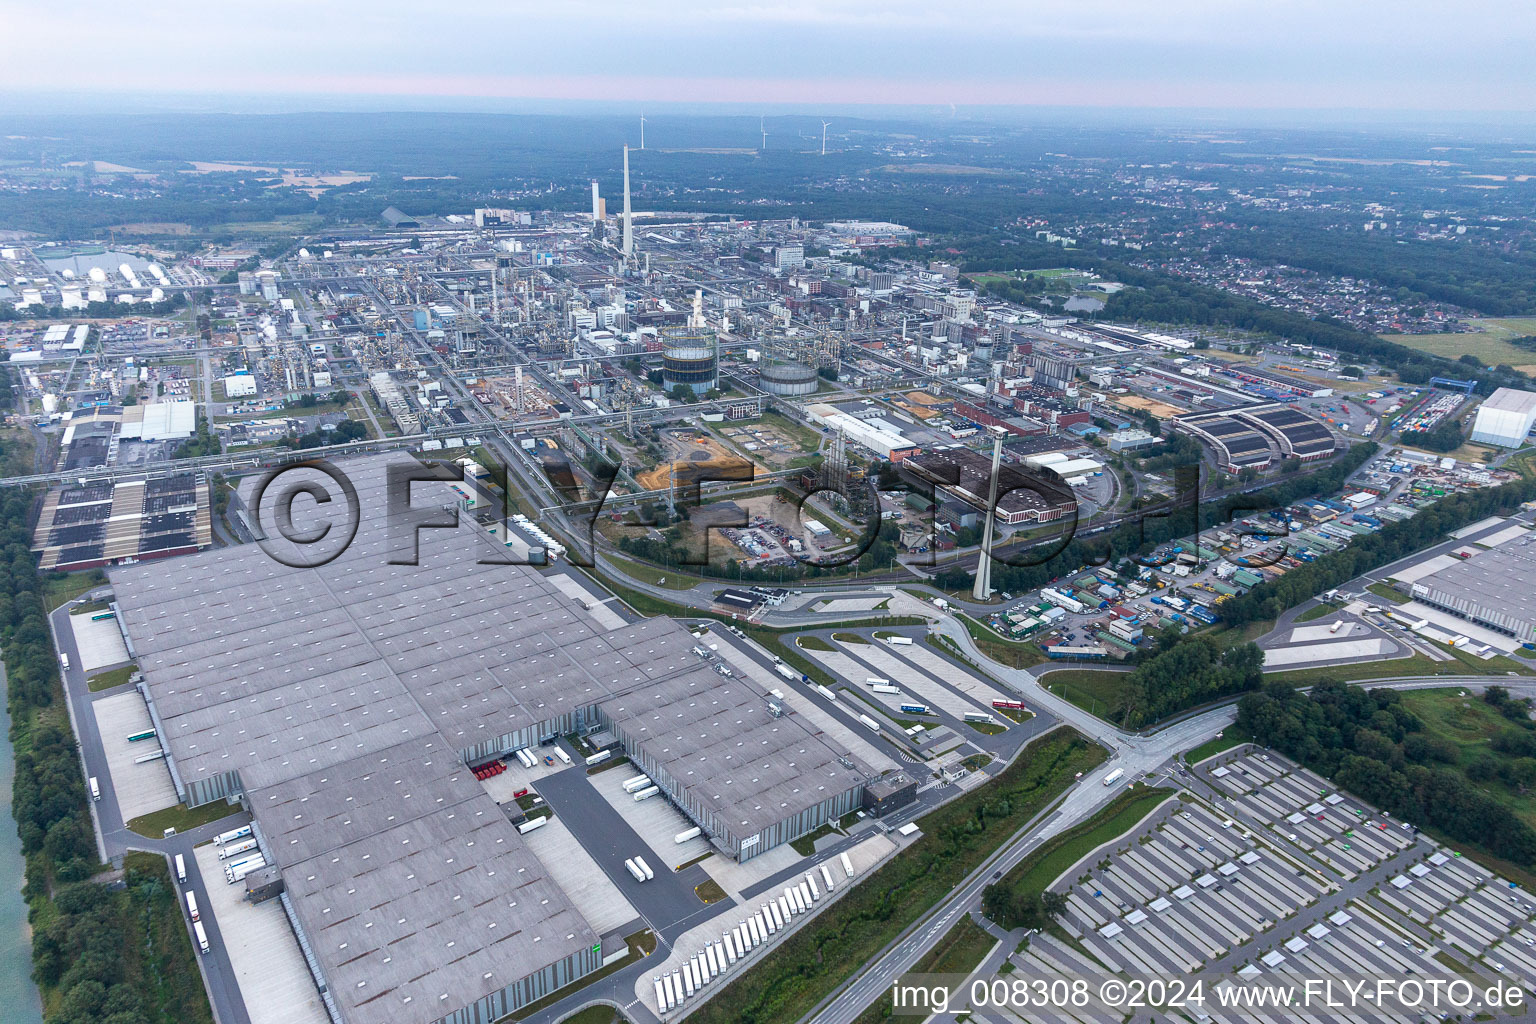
[110,453,874,1024]
[255,742,595,1024]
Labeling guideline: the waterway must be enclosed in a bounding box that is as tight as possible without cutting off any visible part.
[0,665,44,1024]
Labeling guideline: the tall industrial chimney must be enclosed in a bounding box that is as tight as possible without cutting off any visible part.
[622,146,634,260]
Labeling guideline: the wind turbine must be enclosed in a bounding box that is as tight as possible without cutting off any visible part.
[639,112,646,150]
[820,120,830,156]
[759,115,767,151]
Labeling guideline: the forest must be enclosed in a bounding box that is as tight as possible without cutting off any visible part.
[0,455,210,1024]
[1238,682,1536,868]
[1109,636,1264,729]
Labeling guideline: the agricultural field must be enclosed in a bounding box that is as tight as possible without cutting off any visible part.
[1382,317,1536,371]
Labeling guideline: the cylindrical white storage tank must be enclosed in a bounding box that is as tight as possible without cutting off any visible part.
[759,358,819,397]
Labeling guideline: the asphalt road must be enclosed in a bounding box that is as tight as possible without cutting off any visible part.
[49,591,253,1024]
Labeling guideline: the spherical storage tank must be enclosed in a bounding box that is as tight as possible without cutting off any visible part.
[759,360,819,397]
[661,327,718,394]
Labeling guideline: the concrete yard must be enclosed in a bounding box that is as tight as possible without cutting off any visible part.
[68,611,131,673]
[91,690,179,820]
[813,597,887,614]
[1475,522,1532,548]
[707,631,899,774]
[827,640,997,721]
[192,842,328,1024]
[702,841,803,899]
[546,571,627,630]
[882,641,1016,710]
[1286,620,1366,644]
[521,811,638,937]
[1262,638,1389,667]
[590,762,714,869]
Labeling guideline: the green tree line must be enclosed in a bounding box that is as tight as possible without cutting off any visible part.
[1238,682,1536,867]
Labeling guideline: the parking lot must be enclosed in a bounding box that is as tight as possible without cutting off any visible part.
[991,751,1536,1022]
[91,691,178,820]
[517,812,637,937]
[590,762,714,870]
[192,842,329,1024]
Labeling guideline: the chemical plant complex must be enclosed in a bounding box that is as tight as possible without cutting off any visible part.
[16,152,1536,1024]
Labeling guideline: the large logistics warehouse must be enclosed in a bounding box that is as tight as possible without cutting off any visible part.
[1408,536,1536,643]
[1470,387,1536,448]
[109,454,872,1024]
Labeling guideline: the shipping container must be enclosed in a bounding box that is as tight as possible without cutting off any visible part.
[771,900,785,929]
[722,933,737,964]
[655,979,669,1012]
[133,748,167,763]
[820,863,835,891]
[517,816,549,835]
[553,747,572,765]
[625,858,646,882]
[585,749,612,766]
[622,775,653,793]
[871,684,900,695]
[633,785,661,802]
[777,895,792,922]
[635,856,654,880]
[806,873,821,900]
[798,881,814,909]
[841,851,855,878]
[675,826,703,844]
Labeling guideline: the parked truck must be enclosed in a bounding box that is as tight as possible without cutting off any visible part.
[213,825,252,846]
[517,816,548,835]
[625,858,646,882]
[193,921,209,954]
[634,856,654,880]
[217,838,259,860]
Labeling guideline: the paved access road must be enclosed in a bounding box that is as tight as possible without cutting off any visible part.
[804,706,1234,1024]
[48,591,253,1024]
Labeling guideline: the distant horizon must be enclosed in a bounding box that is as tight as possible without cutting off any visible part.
[6,90,1536,134]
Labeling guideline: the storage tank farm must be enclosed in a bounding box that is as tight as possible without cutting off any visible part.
[661,326,719,394]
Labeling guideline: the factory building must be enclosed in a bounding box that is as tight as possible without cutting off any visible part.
[32,474,212,571]
[1233,403,1337,462]
[109,454,871,1024]
[805,403,920,461]
[1470,388,1536,448]
[1409,537,1536,643]
[905,448,1077,526]
[1175,410,1273,473]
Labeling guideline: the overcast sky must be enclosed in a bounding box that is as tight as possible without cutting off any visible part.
[7,1,1534,112]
